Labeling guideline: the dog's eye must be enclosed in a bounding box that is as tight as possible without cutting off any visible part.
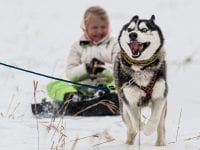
[127,28,134,32]
[141,28,148,32]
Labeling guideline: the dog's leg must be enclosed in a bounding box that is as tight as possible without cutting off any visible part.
[122,87,144,144]
[122,105,138,145]
[123,110,137,145]
[143,99,166,136]
[123,87,143,131]
[155,101,167,146]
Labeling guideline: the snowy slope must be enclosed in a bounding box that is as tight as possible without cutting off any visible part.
[0,0,200,149]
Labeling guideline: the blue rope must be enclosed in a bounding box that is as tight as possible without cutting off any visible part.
[0,62,109,92]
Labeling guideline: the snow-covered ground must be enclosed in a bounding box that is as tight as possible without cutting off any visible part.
[0,0,200,149]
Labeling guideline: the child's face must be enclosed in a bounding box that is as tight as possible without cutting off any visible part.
[85,15,109,42]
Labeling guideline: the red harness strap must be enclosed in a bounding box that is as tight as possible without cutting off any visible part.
[139,72,158,95]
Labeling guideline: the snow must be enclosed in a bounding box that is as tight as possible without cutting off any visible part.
[0,0,200,149]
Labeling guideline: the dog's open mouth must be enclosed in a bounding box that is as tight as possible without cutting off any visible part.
[128,41,150,58]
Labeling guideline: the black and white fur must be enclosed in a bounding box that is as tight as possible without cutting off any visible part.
[114,15,168,146]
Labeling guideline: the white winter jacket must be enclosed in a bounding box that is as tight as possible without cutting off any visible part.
[65,35,119,84]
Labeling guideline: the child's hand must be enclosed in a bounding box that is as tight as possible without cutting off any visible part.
[86,58,105,74]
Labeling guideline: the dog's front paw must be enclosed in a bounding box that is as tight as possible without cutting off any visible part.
[125,132,135,145]
[155,140,166,146]
[125,139,134,145]
[143,120,157,136]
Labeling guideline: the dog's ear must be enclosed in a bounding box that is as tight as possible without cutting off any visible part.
[131,15,139,22]
[150,15,155,22]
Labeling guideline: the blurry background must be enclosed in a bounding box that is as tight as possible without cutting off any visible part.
[0,0,200,149]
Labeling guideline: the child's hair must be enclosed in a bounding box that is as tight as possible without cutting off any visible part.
[83,6,109,27]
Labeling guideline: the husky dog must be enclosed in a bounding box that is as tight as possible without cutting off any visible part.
[114,15,168,146]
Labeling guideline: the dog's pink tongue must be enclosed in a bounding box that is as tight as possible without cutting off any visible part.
[129,41,143,51]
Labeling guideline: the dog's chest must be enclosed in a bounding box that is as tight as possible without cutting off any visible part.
[121,66,155,104]
[131,68,154,87]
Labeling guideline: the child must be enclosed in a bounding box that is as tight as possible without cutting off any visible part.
[47,6,119,116]
[66,6,118,89]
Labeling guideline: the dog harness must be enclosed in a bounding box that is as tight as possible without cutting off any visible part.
[119,50,161,106]
[136,71,158,95]
[120,49,160,95]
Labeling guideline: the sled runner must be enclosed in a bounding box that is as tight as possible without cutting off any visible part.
[31,81,119,118]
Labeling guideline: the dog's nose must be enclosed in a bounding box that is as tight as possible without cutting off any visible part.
[129,32,138,41]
